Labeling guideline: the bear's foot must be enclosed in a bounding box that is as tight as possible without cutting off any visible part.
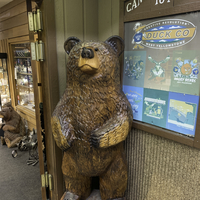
[5,137,22,148]
[61,191,79,200]
[1,137,5,145]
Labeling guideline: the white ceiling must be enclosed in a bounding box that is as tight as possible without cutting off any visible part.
[0,0,13,9]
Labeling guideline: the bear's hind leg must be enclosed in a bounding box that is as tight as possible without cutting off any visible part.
[99,150,127,200]
[4,131,22,148]
[62,152,92,200]
[5,136,22,148]
[1,137,5,145]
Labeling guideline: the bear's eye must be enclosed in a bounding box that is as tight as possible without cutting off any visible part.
[94,48,98,51]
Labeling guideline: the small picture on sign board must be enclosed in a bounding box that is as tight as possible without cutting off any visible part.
[123,85,143,121]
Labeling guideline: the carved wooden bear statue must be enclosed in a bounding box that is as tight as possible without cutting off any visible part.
[51,36,133,200]
[0,106,25,148]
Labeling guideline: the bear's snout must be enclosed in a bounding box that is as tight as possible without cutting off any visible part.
[81,47,94,59]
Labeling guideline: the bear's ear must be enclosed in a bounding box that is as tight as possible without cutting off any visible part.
[105,36,124,57]
[64,37,81,55]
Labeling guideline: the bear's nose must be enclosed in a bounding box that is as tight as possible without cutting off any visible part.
[81,47,94,59]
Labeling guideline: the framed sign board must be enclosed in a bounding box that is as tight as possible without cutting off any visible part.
[120,0,200,149]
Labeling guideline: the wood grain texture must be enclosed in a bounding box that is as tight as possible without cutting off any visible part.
[125,0,150,15]
[124,1,200,22]
[54,0,66,97]
[0,106,25,148]
[16,108,36,126]
[8,43,18,109]
[0,12,27,32]
[0,0,25,13]
[0,2,27,22]
[150,0,173,11]
[174,0,200,6]
[8,36,29,44]
[52,37,133,200]
[40,0,64,199]
[0,24,29,40]
[2,41,16,111]
[30,47,47,199]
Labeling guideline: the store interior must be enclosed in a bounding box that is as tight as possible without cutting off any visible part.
[0,46,42,199]
[1,0,200,200]
[0,0,43,198]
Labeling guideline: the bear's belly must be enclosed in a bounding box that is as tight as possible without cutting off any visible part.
[64,142,122,177]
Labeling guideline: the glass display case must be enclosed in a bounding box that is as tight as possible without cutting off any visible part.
[12,43,35,111]
[0,53,11,106]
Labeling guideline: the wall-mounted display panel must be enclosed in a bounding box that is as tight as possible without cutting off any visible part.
[123,12,200,137]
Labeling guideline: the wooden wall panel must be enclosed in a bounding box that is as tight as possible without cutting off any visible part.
[0,0,25,13]
[0,2,27,22]
[124,2,200,22]
[54,0,66,97]
[40,0,64,198]
[0,0,28,41]
[151,0,173,11]
[0,0,32,131]
[0,12,27,32]
[174,0,200,6]
[8,35,29,43]
[0,24,29,40]
[17,110,36,125]
[125,0,150,15]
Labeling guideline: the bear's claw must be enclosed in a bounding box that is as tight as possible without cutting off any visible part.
[90,134,100,148]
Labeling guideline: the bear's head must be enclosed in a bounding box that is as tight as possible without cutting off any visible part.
[64,36,124,86]
[0,107,13,121]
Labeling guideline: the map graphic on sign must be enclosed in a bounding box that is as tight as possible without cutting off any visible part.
[168,100,196,128]
[166,92,199,136]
